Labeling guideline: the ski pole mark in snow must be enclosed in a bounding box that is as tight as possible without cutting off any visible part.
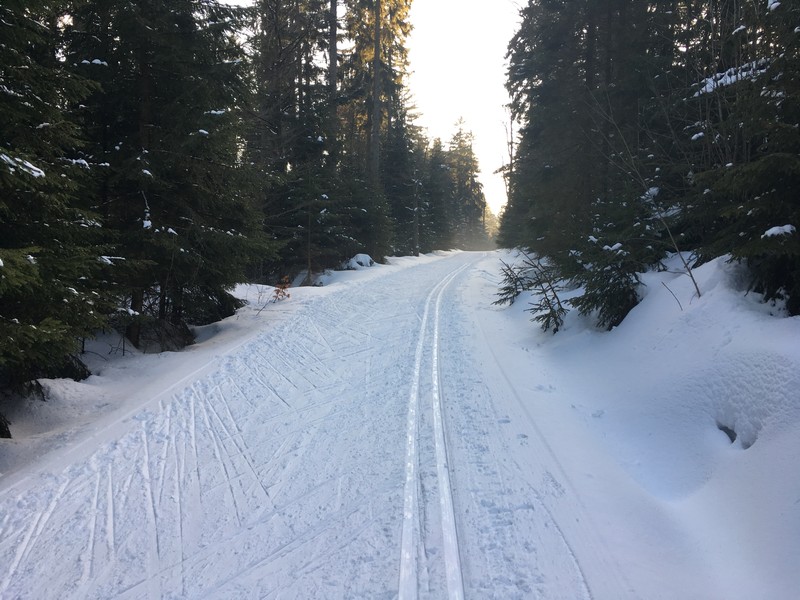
[399,263,470,600]
[139,428,163,599]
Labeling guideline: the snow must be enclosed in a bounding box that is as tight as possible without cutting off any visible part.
[694,60,770,96]
[762,224,795,238]
[1,154,45,178]
[0,251,798,599]
[768,0,781,11]
[345,253,375,269]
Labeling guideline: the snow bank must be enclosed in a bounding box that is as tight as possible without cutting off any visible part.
[495,251,800,598]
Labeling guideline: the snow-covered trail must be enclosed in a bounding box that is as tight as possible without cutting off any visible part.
[0,252,600,599]
[4,249,797,598]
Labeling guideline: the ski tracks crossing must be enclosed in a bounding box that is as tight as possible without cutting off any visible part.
[0,252,599,598]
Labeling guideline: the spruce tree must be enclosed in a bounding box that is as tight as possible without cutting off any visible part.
[422,138,456,251]
[447,122,488,249]
[65,0,267,347]
[0,0,107,400]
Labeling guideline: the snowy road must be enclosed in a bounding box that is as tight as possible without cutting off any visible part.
[0,252,608,598]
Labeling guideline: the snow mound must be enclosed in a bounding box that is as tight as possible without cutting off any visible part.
[345,253,375,269]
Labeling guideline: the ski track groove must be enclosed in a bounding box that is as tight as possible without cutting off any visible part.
[171,412,188,599]
[139,427,163,599]
[399,276,440,600]
[155,404,173,506]
[0,476,70,596]
[431,266,467,600]
[105,462,116,554]
[195,393,245,528]
[214,386,273,504]
[399,262,471,600]
[80,469,103,585]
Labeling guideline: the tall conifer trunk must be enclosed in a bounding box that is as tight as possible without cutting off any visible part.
[127,49,153,349]
[327,0,338,163]
[328,0,338,100]
[368,0,382,189]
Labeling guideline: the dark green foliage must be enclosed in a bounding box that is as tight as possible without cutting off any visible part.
[500,0,800,329]
[445,122,490,250]
[568,251,642,330]
[64,0,271,343]
[0,0,108,389]
[0,412,10,438]
[493,260,535,307]
[494,254,568,333]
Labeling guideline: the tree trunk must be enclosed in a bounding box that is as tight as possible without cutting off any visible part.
[127,289,144,348]
[328,0,338,97]
[368,0,382,189]
[328,0,338,162]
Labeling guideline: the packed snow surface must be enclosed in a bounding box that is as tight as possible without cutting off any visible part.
[1,251,798,599]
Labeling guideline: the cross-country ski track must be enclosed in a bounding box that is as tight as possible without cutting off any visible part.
[3,250,797,599]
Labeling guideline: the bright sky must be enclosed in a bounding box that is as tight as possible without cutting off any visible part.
[407,0,521,215]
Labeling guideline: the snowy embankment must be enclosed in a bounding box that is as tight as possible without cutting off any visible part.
[0,250,798,599]
[470,252,800,598]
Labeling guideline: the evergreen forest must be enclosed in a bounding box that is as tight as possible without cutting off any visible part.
[0,0,491,411]
[499,0,800,331]
[3,0,799,430]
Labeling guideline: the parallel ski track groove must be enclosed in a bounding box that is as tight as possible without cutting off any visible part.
[399,262,471,600]
[431,268,466,600]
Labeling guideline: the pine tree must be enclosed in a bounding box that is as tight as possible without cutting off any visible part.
[384,99,417,254]
[682,0,800,312]
[0,0,108,400]
[337,0,414,260]
[422,138,456,251]
[447,121,489,249]
[65,0,268,348]
[501,0,800,329]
